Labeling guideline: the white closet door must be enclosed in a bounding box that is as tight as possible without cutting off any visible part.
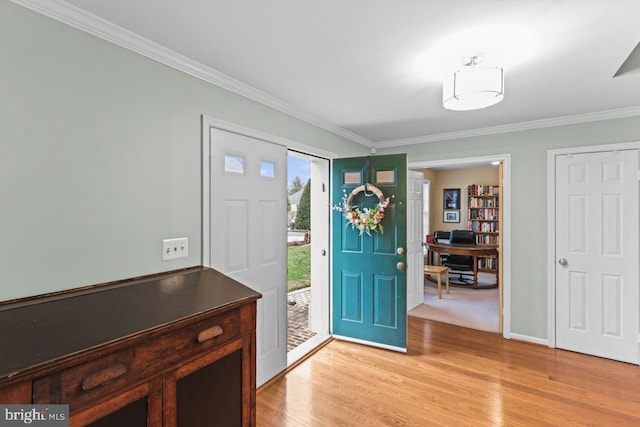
[555,149,639,364]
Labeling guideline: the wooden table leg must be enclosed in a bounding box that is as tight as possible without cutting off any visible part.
[445,269,450,295]
[437,273,442,299]
[473,255,478,288]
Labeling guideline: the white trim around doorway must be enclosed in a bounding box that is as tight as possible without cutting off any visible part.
[546,141,640,349]
[408,154,512,340]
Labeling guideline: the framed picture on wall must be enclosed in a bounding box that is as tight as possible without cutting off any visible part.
[443,210,460,223]
[443,188,460,210]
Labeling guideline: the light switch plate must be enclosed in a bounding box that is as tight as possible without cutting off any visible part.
[162,238,188,261]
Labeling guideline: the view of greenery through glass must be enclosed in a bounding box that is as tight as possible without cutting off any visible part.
[287,154,312,293]
[287,245,310,292]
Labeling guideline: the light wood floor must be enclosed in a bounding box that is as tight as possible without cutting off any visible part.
[257,317,640,426]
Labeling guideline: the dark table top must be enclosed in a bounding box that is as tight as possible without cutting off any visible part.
[0,267,261,381]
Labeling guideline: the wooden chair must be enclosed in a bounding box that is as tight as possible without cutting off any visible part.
[424,265,450,299]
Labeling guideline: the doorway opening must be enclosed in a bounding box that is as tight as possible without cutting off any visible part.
[286,151,330,365]
[408,154,511,337]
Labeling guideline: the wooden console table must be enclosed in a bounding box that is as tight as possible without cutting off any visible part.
[426,242,499,289]
[0,267,261,426]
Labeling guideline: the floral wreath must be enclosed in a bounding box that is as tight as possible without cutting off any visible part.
[335,184,390,235]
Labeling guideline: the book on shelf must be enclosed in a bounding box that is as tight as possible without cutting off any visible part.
[477,257,497,270]
[468,184,499,196]
[468,197,499,208]
[466,220,499,233]
[474,234,499,245]
[469,208,498,220]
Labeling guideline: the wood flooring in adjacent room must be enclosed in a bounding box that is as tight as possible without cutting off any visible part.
[257,317,640,426]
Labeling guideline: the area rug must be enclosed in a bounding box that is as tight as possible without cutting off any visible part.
[409,274,499,333]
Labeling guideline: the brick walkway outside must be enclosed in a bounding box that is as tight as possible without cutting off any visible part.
[287,287,316,351]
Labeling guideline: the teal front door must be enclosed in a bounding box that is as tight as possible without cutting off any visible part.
[332,154,407,351]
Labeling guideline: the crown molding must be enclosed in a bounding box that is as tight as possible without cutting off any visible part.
[10,0,640,151]
[9,0,374,148]
[375,106,640,148]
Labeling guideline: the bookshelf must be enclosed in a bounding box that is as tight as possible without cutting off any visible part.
[467,184,499,272]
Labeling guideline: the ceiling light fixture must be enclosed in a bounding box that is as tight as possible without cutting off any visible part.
[443,54,504,111]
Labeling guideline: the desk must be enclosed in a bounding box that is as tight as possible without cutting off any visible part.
[426,242,498,289]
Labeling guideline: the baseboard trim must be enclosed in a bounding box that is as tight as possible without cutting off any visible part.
[508,332,550,347]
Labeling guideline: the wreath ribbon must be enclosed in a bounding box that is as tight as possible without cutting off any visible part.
[345,184,384,210]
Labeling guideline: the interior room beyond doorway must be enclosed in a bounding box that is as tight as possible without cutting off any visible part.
[410,161,502,333]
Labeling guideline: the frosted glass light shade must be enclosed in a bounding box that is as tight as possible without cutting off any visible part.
[443,67,504,111]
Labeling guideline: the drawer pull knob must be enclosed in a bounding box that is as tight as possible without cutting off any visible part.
[82,364,127,391]
[197,325,224,343]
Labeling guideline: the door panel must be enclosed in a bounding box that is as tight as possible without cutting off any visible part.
[259,289,279,357]
[373,275,397,327]
[341,272,363,321]
[209,128,287,385]
[225,201,249,272]
[555,149,639,364]
[332,154,407,350]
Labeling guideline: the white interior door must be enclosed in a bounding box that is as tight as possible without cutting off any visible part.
[407,170,424,310]
[209,128,287,385]
[555,149,639,364]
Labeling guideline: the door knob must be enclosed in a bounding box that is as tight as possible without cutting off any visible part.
[558,258,568,267]
[397,247,405,255]
[397,262,405,270]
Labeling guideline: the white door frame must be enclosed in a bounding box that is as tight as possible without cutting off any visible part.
[407,170,425,311]
[408,154,512,338]
[287,151,332,366]
[546,141,640,348]
[423,179,431,238]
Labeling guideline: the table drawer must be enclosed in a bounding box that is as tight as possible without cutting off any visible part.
[162,307,242,367]
[33,344,159,411]
[32,307,241,412]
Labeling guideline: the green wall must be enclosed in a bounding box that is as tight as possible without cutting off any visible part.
[379,118,640,339]
[3,2,639,341]
[0,2,367,301]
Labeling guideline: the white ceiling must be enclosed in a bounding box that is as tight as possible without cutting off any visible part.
[22,0,640,147]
